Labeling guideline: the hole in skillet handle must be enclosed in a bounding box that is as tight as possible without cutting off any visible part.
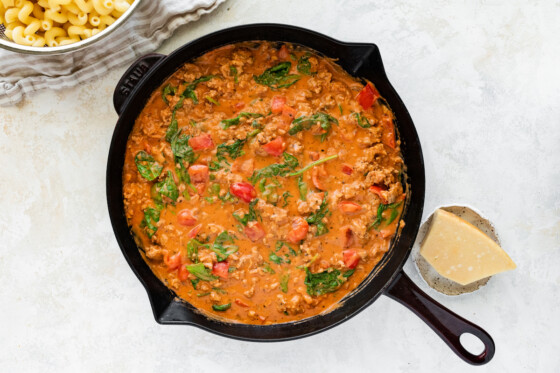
[113,53,166,115]
[385,271,496,365]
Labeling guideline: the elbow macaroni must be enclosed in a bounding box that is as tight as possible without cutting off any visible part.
[1,0,134,47]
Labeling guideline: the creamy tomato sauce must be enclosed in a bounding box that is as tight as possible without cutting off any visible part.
[122,42,405,324]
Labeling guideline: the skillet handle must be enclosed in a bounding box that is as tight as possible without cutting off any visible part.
[113,53,166,115]
[385,271,495,365]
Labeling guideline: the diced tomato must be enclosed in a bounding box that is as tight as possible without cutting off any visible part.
[230,182,256,203]
[188,133,214,151]
[177,209,197,226]
[381,117,396,149]
[164,252,181,270]
[188,165,209,184]
[262,137,285,156]
[369,185,387,204]
[340,226,355,248]
[178,264,189,281]
[187,224,202,238]
[244,221,266,241]
[312,165,327,190]
[278,44,289,60]
[338,201,362,214]
[281,105,297,125]
[212,262,229,279]
[287,217,309,243]
[271,96,286,114]
[341,164,354,175]
[233,101,245,111]
[235,299,249,307]
[356,82,380,110]
[343,249,360,269]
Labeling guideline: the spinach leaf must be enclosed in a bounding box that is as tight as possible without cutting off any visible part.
[288,112,339,142]
[248,152,299,184]
[216,139,246,162]
[297,54,315,75]
[352,112,372,128]
[212,303,231,312]
[280,273,290,293]
[276,241,297,256]
[191,279,200,289]
[297,175,308,201]
[369,201,403,230]
[171,130,197,164]
[210,231,238,262]
[165,115,179,143]
[134,151,163,181]
[269,252,290,265]
[304,267,354,296]
[221,112,263,129]
[232,199,259,226]
[155,171,179,202]
[162,84,177,104]
[186,263,218,281]
[306,192,330,236]
[229,65,238,84]
[180,75,215,105]
[254,62,300,89]
[140,207,160,238]
[186,239,203,262]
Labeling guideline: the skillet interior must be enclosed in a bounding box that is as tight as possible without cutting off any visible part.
[106,24,425,341]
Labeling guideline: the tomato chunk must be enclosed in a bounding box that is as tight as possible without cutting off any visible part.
[281,105,297,125]
[369,185,387,204]
[343,249,360,269]
[341,164,354,175]
[212,262,229,279]
[187,224,202,238]
[233,101,245,111]
[230,182,256,203]
[262,137,285,157]
[356,82,380,110]
[244,221,266,241]
[381,117,396,149]
[340,226,355,248]
[339,201,362,214]
[312,165,327,190]
[178,264,189,281]
[271,96,286,114]
[287,217,309,243]
[188,165,209,184]
[177,209,197,226]
[164,252,181,270]
[188,133,214,151]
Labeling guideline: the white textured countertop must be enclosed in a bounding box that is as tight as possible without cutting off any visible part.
[1,1,559,371]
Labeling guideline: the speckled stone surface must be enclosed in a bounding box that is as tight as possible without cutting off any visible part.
[1,1,559,371]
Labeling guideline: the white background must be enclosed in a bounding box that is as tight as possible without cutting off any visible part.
[1,0,559,372]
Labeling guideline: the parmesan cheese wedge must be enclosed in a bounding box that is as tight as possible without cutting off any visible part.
[420,209,516,286]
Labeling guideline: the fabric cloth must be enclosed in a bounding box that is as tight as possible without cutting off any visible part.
[0,0,225,106]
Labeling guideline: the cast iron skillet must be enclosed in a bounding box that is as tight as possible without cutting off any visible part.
[106,24,495,365]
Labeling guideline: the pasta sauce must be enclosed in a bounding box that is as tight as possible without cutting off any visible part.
[122,42,405,324]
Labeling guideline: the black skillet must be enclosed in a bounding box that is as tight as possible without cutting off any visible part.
[106,24,495,365]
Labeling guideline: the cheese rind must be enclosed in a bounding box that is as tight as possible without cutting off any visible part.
[420,209,516,286]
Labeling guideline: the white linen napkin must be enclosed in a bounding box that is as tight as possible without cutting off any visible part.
[0,0,226,106]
